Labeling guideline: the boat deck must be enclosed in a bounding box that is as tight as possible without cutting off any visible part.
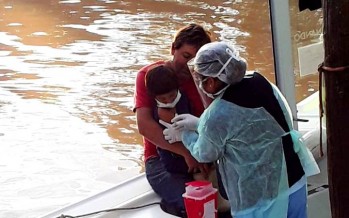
[42,168,331,218]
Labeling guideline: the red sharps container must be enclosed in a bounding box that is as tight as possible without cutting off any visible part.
[182,181,218,218]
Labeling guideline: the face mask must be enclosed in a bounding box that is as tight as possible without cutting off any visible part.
[199,78,229,99]
[156,91,182,108]
[198,78,214,99]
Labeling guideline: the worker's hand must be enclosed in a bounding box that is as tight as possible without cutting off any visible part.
[183,153,200,173]
[197,163,211,176]
[183,154,210,175]
[159,120,183,143]
[171,114,199,131]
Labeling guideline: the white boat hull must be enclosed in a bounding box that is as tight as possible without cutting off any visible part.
[40,173,174,218]
[41,159,331,218]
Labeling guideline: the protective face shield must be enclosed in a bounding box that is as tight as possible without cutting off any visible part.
[189,42,246,106]
[193,41,246,85]
[188,60,213,108]
[155,90,182,108]
[190,52,233,102]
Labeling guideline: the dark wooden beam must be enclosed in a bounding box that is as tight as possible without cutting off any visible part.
[323,0,349,217]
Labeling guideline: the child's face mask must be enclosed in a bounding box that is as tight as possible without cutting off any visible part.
[156,90,181,108]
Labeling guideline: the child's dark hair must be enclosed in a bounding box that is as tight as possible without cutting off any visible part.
[145,65,179,96]
[172,24,212,50]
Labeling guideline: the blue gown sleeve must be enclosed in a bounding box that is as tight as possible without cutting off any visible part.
[182,130,224,163]
[182,99,231,163]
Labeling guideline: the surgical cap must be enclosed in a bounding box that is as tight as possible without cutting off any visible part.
[194,41,247,85]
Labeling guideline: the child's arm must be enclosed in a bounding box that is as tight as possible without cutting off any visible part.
[157,107,176,123]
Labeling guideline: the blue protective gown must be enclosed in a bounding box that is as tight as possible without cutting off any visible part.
[182,98,289,218]
[270,83,319,177]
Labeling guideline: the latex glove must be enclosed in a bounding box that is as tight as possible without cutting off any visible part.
[171,114,199,131]
[159,120,183,144]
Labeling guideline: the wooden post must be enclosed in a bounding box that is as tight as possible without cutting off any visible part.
[323,0,349,217]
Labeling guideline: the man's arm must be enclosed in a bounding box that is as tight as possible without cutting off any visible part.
[136,107,202,173]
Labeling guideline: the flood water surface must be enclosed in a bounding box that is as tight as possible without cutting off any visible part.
[0,0,321,217]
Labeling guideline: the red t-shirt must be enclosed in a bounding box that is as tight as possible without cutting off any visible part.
[133,61,204,162]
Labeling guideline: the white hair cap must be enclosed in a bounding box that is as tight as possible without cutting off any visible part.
[194,41,247,85]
